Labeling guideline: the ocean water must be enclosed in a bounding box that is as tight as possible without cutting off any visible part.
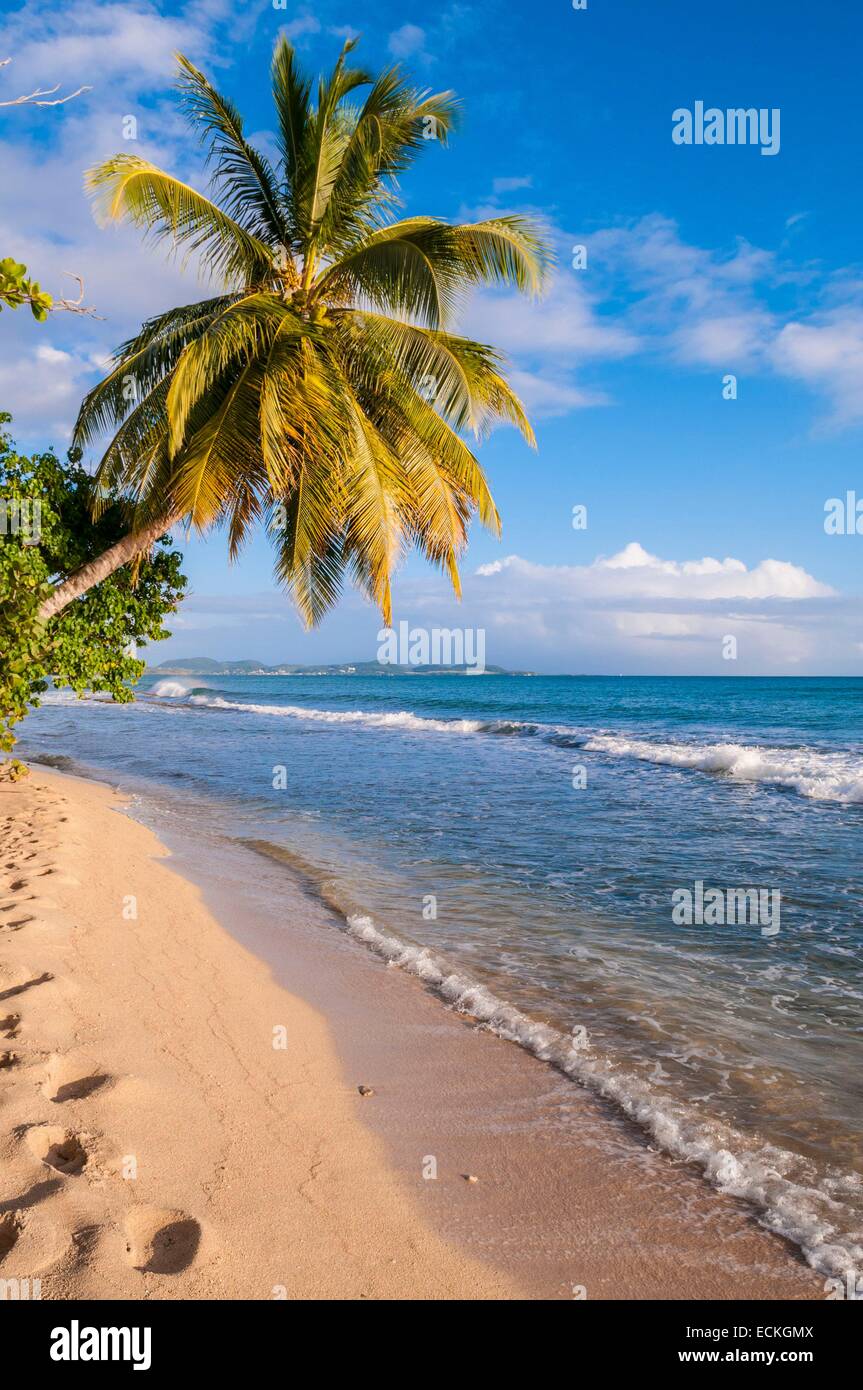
[21,674,863,1278]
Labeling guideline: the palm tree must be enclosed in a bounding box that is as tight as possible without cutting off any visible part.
[38,39,550,628]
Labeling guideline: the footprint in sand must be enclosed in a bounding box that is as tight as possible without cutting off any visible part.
[0,1211,21,1260]
[0,915,38,932]
[0,971,53,1003]
[42,1054,111,1104]
[6,872,74,892]
[0,1198,81,1278]
[2,850,57,861]
[123,1208,201,1274]
[25,1126,90,1176]
[0,896,59,914]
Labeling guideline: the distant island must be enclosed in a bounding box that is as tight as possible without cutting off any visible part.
[147,658,532,677]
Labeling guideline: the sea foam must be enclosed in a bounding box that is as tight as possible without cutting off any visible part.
[585,734,863,804]
[150,688,863,803]
[344,910,863,1280]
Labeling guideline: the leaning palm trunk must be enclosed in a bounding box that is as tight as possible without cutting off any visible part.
[43,38,550,630]
[38,510,179,622]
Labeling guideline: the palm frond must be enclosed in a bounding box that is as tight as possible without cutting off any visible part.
[272,486,346,627]
[373,383,501,538]
[314,73,460,256]
[335,309,534,442]
[74,296,236,447]
[86,155,275,286]
[317,215,549,326]
[168,359,265,529]
[258,327,350,494]
[176,53,291,250]
[271,36,311,223]
[165,294,299,456]
[340,395,407,626]
[293,42,375,267]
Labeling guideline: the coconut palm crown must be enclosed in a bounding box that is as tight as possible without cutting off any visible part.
[70,39,551,627]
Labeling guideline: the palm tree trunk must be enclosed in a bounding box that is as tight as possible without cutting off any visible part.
[37,511,181,623]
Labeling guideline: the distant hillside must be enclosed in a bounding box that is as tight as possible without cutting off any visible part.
[147,658,528,677]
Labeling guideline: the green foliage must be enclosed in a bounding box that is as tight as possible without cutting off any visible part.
[0,412,186,754]
[0,257,53,322]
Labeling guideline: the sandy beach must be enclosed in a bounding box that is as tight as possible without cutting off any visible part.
[0,768,825,1300]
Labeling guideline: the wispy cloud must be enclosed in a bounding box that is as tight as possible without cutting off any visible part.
[278,14,322,46]
[492,175,533,195]
[771,311,863,430]
[458,211,863,431]
[387,23,429,62]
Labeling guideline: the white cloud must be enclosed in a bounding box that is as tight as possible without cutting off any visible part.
[279,15,322,45]
[1,1,217,91]
[588,215,778,368]
[440,543,847,673]
[0,340,95,440]
[771,311,863,428]
[674,310,774,368]
[492,175,533,196]
[477,544,833,601]
[507,370,608,416]
[461,254,638,418]
[583,214,863,427]
[469,277,639,362]
[457,211,863,430]
[34,344,73,366]
[387,24,428,60]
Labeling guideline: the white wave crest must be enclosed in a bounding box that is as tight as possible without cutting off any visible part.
[188,694,487,734]
[150,679,195,697]
[586,735,863,804]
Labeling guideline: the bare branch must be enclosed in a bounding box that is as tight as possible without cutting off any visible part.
[0,83,93,108]
[0,57,91,108]
[61,273,85,306]
[51,273,104,319]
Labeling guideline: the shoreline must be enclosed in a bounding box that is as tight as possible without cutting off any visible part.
[0,767,824,1299]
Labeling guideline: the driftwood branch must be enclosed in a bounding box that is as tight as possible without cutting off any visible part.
[51,273,103,319]
[0,57,92,108]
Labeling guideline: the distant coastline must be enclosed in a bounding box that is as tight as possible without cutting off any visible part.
[146,658,535,677]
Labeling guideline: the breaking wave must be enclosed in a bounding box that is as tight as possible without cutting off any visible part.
[342,908,863,1280]
[585,734,863,804]
[148,687,863,802]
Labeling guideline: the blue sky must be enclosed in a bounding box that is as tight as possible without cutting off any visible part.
[2,0,862,673]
